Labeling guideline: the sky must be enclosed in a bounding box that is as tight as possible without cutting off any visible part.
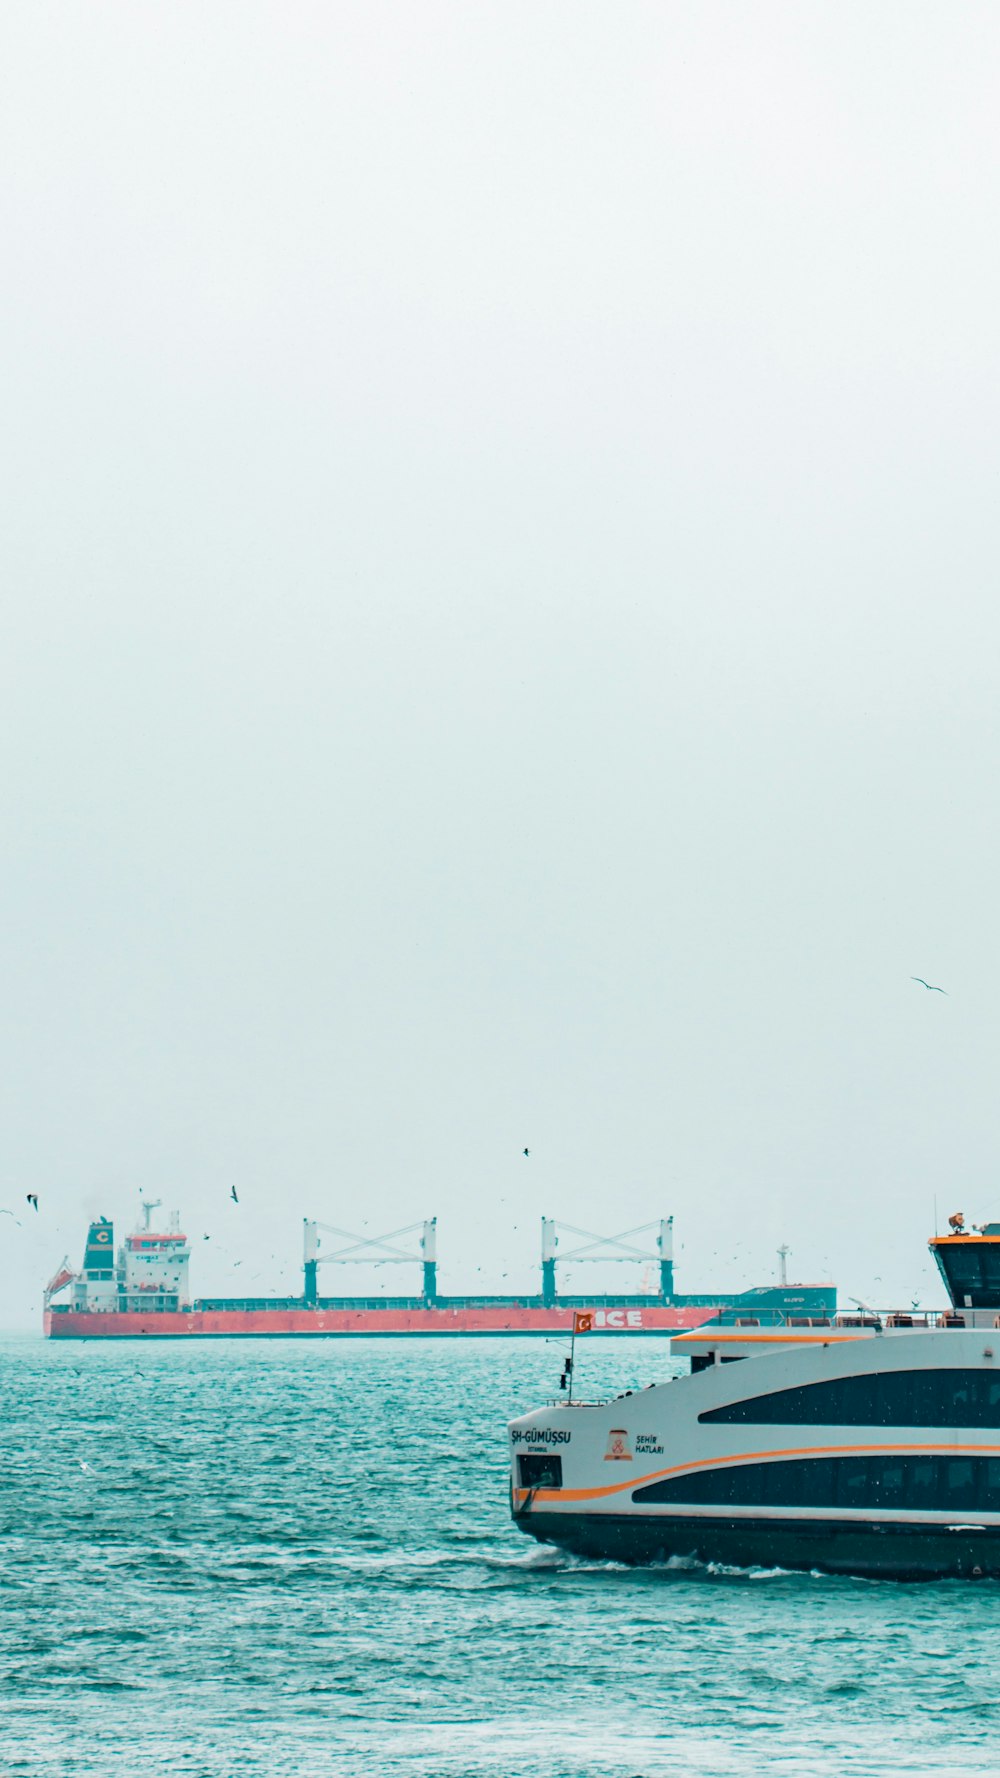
[1,2,999,1327]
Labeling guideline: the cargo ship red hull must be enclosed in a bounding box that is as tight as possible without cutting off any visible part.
[45,1302,719,1339]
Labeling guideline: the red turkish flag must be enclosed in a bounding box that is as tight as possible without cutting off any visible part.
[573,1311,594,1334]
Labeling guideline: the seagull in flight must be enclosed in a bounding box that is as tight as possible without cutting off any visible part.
[230,1185,239,1204]
[522,1148,530,1158]
[912,978,948,994]
[26,1194,38,1211]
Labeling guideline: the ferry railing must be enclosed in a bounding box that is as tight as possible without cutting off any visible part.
[715,1307,990,1332]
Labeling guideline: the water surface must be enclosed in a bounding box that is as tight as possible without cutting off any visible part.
[2,1334,997,1775]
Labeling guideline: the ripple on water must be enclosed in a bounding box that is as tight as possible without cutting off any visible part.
[7,1333,1000,1776]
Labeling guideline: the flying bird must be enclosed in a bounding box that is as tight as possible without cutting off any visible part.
[523,1148,530,1158]
[912,978,947,994]
[0,1209,21,1225]
[26,1194,38,1212]
[230,1186,239,1204]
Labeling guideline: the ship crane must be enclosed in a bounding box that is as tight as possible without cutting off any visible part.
[302,1218,437,1306]
[541,1217,674,1306]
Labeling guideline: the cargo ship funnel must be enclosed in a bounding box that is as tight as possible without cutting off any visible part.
[83,1217,115,1277]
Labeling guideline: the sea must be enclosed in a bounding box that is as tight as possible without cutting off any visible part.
[3,1332,999,1778]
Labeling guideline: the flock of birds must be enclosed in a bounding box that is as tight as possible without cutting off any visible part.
[1,1185,243,1225]
[0,979,946,1233]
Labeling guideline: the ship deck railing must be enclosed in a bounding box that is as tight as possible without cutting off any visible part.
[703,1308,993,1331]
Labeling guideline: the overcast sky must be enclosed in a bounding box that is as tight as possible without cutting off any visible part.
[1,2,999,1328]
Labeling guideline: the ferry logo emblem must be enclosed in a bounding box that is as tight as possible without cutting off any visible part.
[604,1428,632,1462]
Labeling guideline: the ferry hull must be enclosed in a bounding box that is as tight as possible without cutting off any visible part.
[44,1303,718,1339]
[519,1510,1000,1581]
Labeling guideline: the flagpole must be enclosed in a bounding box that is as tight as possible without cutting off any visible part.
[568,1315,576,1405]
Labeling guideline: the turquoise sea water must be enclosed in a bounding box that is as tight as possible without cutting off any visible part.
[4,1332,1000,1777]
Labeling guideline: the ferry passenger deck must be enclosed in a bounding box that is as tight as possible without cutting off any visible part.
[508,1219,1000,1579]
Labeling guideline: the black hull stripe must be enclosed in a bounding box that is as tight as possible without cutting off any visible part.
[516,1511,1000,1580]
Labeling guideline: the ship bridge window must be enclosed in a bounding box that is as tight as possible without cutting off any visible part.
[698,1369,1000,1429]
[633,1453,1000,1512]
[933,1241,1000,1310]
[518,1453,562,1490]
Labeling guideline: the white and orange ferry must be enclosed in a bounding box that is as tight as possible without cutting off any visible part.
[509,1217,1000,1579]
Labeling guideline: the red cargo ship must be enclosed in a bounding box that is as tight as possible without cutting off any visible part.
[44,1206,836,1338]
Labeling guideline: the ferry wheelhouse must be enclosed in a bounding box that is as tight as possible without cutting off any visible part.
[508,1221,1000,1579]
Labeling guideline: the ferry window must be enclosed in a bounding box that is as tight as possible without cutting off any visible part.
[949,1377,973,1418]
[792,1459,836,1506]
[906,1457,938,1511]
[698,1369,1000,1429]
[872,1460,907,1508]
[985,1459,1000,1505]
[710,1468,739,1505]
[633,1459,837,1509]
[518,1454,562,1490]
[632,1453,1000,1512]
[755,1462,787,1505]
[943,1458,976,1511]
[837,1460,869,1507]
